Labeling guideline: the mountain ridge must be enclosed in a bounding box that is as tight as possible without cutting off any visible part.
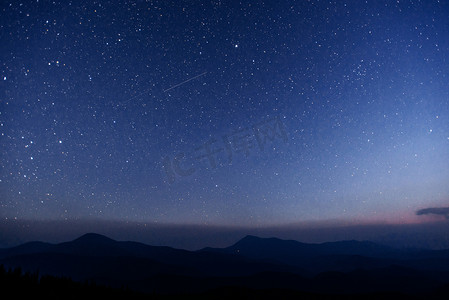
[1,233,449,295]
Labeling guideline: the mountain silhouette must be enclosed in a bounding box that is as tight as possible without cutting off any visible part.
[205,234,396,258]
[200,235,405,274]
[72,232,116,244]
[0,241,52,258]
[1,233,449,296]
[0,233,299,281]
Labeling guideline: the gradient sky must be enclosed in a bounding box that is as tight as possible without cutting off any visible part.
[1,0,449,227]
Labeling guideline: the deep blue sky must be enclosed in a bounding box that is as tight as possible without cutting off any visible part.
[1,0,449,228]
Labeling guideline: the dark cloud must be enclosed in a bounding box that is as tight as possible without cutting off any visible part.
[416,207,449,219]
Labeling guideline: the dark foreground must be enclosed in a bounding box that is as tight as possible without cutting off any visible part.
[5,265,448,299]
[1,233,449,299]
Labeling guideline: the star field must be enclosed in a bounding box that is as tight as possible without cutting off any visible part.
[1,0,449,226]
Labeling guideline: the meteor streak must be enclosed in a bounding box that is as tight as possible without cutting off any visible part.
[163,71,207,92]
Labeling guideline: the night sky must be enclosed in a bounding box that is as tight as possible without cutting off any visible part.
[1,0,449,232]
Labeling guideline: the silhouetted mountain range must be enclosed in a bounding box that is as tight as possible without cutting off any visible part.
[1,233,449,297]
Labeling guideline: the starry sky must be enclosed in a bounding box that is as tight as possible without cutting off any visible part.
[1,0,449,228]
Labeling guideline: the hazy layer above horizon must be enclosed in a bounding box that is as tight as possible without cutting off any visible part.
[1,219,448,251]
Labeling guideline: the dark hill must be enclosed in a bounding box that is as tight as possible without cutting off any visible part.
[1,233,449,295]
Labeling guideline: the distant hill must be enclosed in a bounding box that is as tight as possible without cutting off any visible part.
[1,233,449,296]
[201,235,449,274]
[202,235,397,260]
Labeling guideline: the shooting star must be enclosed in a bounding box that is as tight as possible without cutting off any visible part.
[163,71,207,93]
